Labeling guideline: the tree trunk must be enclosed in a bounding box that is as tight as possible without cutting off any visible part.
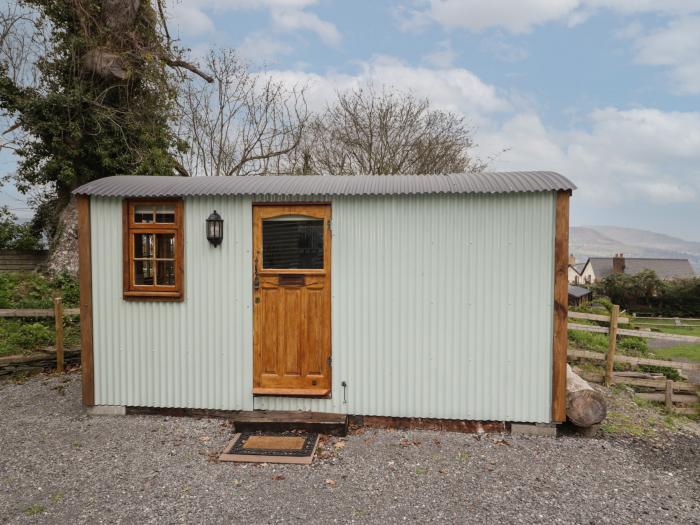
[47,197,78,278]
[566,364,607,427]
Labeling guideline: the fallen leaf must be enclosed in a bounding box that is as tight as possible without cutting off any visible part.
[438,469,448,475]
[271,475,285,481]
[334,441,346,449]
[325,479,337,486]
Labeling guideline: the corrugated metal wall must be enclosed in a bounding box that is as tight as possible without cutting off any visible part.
[91,192,555,422]
[91,196,254,411]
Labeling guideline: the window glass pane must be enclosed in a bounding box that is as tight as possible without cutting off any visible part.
[155,205,175,223]
[262,219,324,269]
[156,260,175,285]
[134,234,154,258]
[134,205,154,223]
[134,260,154,285]
[156,233,175,259]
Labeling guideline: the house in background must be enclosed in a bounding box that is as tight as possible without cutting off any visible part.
[577,253,694,284]
[568,285,593,306]
[567,255,586,285]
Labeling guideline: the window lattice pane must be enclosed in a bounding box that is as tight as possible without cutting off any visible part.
[156,234,175,259]
[134,260,154,285]
[157,260,176,285]
[134,234,154,258]
[155,205,175,223]
[134,205,154,223]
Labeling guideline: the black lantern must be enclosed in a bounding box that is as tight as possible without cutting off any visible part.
[206,210,223,247]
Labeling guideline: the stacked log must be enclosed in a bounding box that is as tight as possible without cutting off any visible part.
[566,364,607,427]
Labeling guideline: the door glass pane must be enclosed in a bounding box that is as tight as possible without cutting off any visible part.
[134,260,154,285]
[134,205,154,223]
[156,233,175,259]
[156,260,175,285]
[134,234,154,258]
[262,219,324,269]
[155,205,175,223]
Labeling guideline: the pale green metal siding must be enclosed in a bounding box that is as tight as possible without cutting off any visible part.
[91,196,254,410]
[91,192,555,422]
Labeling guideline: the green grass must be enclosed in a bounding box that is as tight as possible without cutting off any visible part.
[649,344,700,363]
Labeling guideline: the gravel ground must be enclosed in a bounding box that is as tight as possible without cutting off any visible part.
[1,373,699,524]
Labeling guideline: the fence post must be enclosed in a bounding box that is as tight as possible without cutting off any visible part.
[605,304,620,387]
[665,380,674,412]
[53,297,64,373]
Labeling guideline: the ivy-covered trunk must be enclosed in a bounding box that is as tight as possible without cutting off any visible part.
[1,0,212,275]
[47,196,78,277]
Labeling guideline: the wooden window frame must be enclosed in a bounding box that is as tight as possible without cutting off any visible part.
[122,199,184,302]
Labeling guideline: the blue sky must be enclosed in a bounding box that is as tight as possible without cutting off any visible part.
[2,0,700,240]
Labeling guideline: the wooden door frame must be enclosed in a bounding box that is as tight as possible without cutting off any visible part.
[252,203,332,397]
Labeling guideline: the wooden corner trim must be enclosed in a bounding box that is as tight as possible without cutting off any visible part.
[77,195,94,406]
[552,190,570,423]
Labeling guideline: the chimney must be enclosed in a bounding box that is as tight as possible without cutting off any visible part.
[569,254,576,266]
[612,253,625,275]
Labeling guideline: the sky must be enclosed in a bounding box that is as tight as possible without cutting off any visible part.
[2,0,700,240]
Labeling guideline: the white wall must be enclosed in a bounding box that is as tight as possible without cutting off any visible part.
[91,192,556,422]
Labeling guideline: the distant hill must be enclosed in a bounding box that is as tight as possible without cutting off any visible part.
[570,226,700,273]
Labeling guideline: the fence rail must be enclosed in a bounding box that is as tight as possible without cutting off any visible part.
[568,305,700,414]
[0,298,77,373]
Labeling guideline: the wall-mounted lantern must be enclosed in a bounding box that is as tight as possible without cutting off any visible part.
[206,210,224,247]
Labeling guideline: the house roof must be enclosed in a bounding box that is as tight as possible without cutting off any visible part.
[568,285,592,298]
[588,257,695,280]
[73,171,576,198]
[570,262,586,274]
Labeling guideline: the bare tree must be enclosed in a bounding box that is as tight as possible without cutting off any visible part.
[176,48,309,177]
[289,85,485,175]
[0,2,49,153]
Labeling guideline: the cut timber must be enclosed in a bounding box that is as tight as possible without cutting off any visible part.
[231,411,348,436]
[568,348,700,371]
[566,364,607,428]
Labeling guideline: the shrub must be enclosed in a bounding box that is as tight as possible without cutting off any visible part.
[568,329,608,352]
[618,336,648,354]
[7,322,53,351]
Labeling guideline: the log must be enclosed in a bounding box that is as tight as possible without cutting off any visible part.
[566,364,607,427]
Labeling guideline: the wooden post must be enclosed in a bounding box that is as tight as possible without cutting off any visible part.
[665,380,674,412]
[53,297,64,373]
[605,305,620,387]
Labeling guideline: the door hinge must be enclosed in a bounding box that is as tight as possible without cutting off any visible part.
[327,219,332,233]
[327,356,332,367]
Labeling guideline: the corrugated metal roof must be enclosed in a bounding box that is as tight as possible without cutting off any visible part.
[73,171,575,198]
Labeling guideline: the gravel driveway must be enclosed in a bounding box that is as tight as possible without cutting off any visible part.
[1,373,698,524]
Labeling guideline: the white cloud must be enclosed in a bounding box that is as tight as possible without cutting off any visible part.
[400,0,700,34]
[270,9,341,45]
[170,4,216,37]
[264,56,511,117]
[238,34,294,62]
[422,40,458,68]
[168,0,340,46]
[479,107,700,205]
[633,17,700,95]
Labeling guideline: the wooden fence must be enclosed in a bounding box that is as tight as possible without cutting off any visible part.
[0,249,48,272]
[568,307,700,415]
[0,298,79,373]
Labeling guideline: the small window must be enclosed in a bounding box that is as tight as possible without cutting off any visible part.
[262,217,324,269]
[123,200,183,301]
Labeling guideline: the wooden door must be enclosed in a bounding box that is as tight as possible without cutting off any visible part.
[253,204,331,396]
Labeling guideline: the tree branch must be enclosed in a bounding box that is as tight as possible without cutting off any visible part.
[163,57,213,83]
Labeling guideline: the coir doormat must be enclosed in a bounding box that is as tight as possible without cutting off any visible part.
[219,432,320,464]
